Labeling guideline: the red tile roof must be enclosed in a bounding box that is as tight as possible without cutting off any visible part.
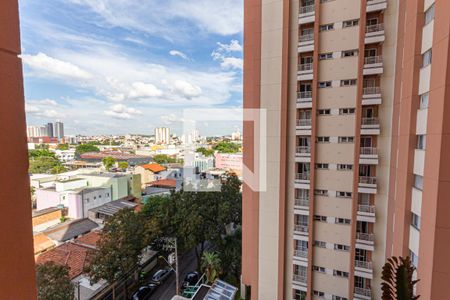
[36,242,94,279]
[73,231,101,248]
[146,179,177,188]
[139,163,166,173]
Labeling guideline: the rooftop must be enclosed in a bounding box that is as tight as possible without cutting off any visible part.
[88,197,137,217]
[146,178,177,188]
[44,218,99,242]
[80,151,151,160]
[138,163,166,173]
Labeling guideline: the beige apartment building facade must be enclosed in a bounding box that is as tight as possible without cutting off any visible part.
[242,0,450,299]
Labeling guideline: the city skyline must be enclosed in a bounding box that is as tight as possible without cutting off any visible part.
[20,0,244,136]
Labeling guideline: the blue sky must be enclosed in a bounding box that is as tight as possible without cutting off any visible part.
[19,0,243,136]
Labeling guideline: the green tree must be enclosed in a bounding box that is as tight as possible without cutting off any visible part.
[201,251,222,284]
[152,154,177,164]
[212,142,240,153]
[381,256,420,300]
[29,156,61,174]
[36,261,74,300]
[56,143,69,150]
[29,149,56,158]
[75,143,100,156]
[89,209,146,284]
[217,227,241,286]
[196,147,215,157]
[51,165,67,174]
[102,156,116,170]
[118,161,129,170]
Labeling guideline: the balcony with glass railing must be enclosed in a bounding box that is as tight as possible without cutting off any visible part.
[298,4,315,24]
[292,274,307,285]
[363,56,383,75]
[294,224,309,235]
[294,248,308,259]
[294,197,309,209]
[354,286,372,299]
[296,146,311,157]
[361,117,380,135]
[365,23,385,44]
[355,260,373,275]
[297,91,312,102]
[362,86,382,105]
[358,176,377,193]
[296,119,312,128]
[357,204,376,216]
[356,232,375,243]
[298,33,314,53]
[359,147,378,165]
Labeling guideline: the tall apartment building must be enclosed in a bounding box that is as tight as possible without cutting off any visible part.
[155,127,171,144]
[54,121,64,139]
[242,0,450,299]
[46,122,54,137]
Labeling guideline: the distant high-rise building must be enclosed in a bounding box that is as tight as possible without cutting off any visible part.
[46,122,54,137]
[155,127,170,144]
[26,125,47,138]
[54,122,64,139]
[242,0,450,300]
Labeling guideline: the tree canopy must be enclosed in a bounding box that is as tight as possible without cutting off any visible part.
[102,156,116,170]
[75,143,100,156]
[29,149,56,159]
[56,143,69,150]
[29,156,63,174]
[196,147,215,157]
[152,154,179,164]
[118,161,129,170]
[212,142,240,153]
[88,209,146,284]
[36,261,74,300]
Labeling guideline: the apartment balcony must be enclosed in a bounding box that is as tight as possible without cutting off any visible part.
[358,176,377,194]
[362,87,382,105]
[354,287,372,300]
[367,0,387,13]
[293,249,308,261]
[297,91,313,108]
[361,117,380,135]
[298,63,313,80]
[294,224,309,236]
[363,56,383,75]
[359,147,379,165]
[298,34,314,53]
[296,119,312,136]
[365,23,385,44]
[356,232,375,251]
[357,204,376,223]
[298,5,315,24]
[355,260,374,279]
[295,146,311,163]
[295,197,310,209]
[292,274,307,286]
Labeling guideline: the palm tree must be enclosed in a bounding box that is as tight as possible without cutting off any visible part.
[381,256,420,300]
[201,251,222,284]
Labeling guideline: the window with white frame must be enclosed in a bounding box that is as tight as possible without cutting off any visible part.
[319,52,333,60]
[337,164,353,171]
[411,212,421,230]
[417,135,426,150]
[314,189,329,196]
[340,79,357,86]
[342,49,358,57]
[424,3,435,26]
[314,240,327,248]
[334,244,350,251]
[338,136,354,143]
[333,270,349,278]
[414,175,423,190]
[422,49,432,67]
[318,81,332,88]
[336,218,351,225]
[339,108,355,115]
[336,191,352,198]
[314,215,327,222]
[317,136,330,143]
[343,19,359,28]
[316,163,329,169]
[419,92,429,109]
[318,109,331,115]
[319,23,334,31]
[313,266,326,273]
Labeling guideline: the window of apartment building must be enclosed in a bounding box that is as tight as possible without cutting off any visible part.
[294,290,307,300]
[339,108,355,115]
[417,134,426,150]
[423,49,432,67]
[313,291,325,297]
[316,163,329,169]
[340,79,357,86]
[414,175,424,190]
[411,212,421,230]
[334,244,350,251]
[366,18,379,26]
[342,49,358,57]
[314,189,329,196]
[333,270,349,278]
[337,164,353,171]
[343,19,359,28]
[318,81,332,88]
[301,0,314,6]
[336,191,352,198]
[332,296,348,300]
[320,0,334,3]
[424,3,435,26]
[355,248,368,262]
[313,266,326,273]
[320,23,334,32]
[409,250,419,268]
[336,218,351,225]
[314,215,328,222]
[317,136,330,143]
[420,92,429,109]
[314,240,327,248]
[338,136,354,143]
[319,52,333,60]
[318,109,331,115]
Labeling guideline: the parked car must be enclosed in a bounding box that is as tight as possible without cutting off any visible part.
[181,271,200,290]
[131,284,157,300]
[151,267,172,285]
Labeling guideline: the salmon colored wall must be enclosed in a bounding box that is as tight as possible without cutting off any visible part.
[0,0,37,298]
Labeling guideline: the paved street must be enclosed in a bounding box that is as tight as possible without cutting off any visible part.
[147,248,198,300]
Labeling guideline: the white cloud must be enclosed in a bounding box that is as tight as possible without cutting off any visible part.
[172,80,202,98]
[21,52,92,80]
[212,40,243,70]
[68,0,243,38]
[129,82,163,99]
[217,40,242,52]
[104,104,142,119]
[169,50,188,60]
[25,104,40,113]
